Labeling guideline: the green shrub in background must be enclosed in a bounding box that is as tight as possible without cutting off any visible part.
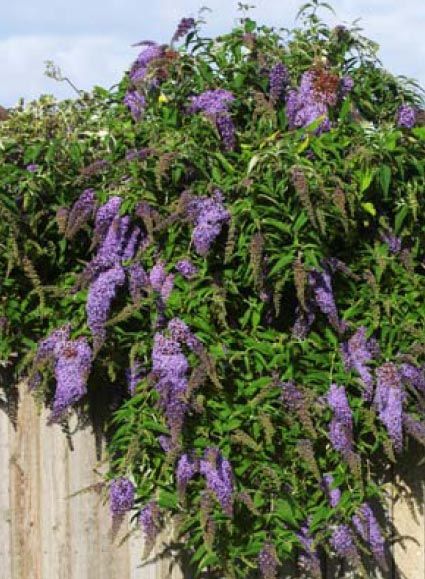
[0,2,424,576]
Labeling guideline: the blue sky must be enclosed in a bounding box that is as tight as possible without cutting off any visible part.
[1,0,425,106]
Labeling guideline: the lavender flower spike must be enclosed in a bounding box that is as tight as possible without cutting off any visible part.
[331,524,360,565]
[323,474,341,507]
[352,503,387,570]
[175,259,198,279]
[66,188,96,238]
[327,384,354,457]
[50,337,92,421]
[172,17,196,43]
[176,453,199,497]
[124,89,146,121]
[269,62,289,103]
[396,104,416,128]
[341,326,376,401]
[374,363,405,453]
[93,196,122,246]
[186,190,230,256]
[309,268,347,333]
[399,363,425,394]
[297,521,322,579]
[258,541,279,579]
[200,448,234,516]
[139,501,161,552]
[86,265,126,351]
[109,477,135,517]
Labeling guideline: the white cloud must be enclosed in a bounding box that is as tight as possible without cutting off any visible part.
[0,35,133,105]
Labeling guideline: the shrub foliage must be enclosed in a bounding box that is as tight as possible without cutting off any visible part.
[0,2,424,577]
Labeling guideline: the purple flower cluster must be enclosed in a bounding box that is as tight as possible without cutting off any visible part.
[26,163,39,172]
[280,380,304,411]
[33,324,72,366]
[258,541,279,579]
[168,317,202,353]
[109,476,135,517]
[341,327,376,401]
[130,43,164,84]
[399,363,425,394]
[122,226,141,262]
[396,104,416,128]
[308,268,347,333]
[86,265,126,351]
[175,259,198,279]
[176,453,199,497]
[188,89,236,149]
[139,501,161,550]
[128,263,149,301]
[214,113,236,150]
[374,363,405,452]
[269,62,289,103]
[352,503,387,569]
[323,474,341,508]
[380,229,402,254]
[403,414,425,444]
[200,448,234,516]
[188,89,235,115]
[124,89,146,121]
[172,17,196,43]
[286,70,331,133]
[297,521,322,578]
[93,196,122,245]
[150,260,175,302]
[186,190,230,256]
[152,323,191,443]
[292,305,316,339]
[51,337,92,421]
[81,196,147,348]
[330,524,360,564]
[66,188,96,238]
[32,325,92,421]
[327,384,354,457]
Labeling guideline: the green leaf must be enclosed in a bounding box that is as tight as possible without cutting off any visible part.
[269,251,294,276]
[378,165,391,197]
[158,490,178,509]
[361,202,376,217]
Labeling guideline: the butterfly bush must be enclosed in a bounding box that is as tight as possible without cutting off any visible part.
[1,3,424,578]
